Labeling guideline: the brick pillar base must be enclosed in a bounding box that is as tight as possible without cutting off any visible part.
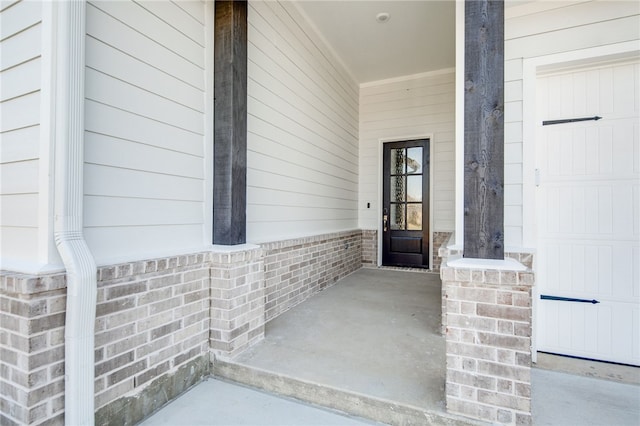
[210,245,265,358]
[361,230,377,267]
[0,272,67,425]
[441,258,534,425]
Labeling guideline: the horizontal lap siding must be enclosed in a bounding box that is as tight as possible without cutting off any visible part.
[84,1,206,264]
[359,72,456,232]
[504,0,640,247]
[0,0,42,262]
[246,1,359,243]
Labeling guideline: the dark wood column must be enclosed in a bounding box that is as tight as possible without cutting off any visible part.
[213,0,247,245]
[463,0,504,259]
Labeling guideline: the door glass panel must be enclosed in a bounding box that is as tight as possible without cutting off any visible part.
[391,176,405,202]
[407,175,422,202]
[407,204,422,230]
[390,203,405,230]
[390,148,405,175]
[406,147,422,174]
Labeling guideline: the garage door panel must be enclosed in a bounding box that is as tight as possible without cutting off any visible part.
[634,122,639,173]
[634,184,640,236]
[612,184,633,236]
[611,306,634,361]
[543,185,619,237]
[612,245,635,299]
[595,305,613,358]
[635,246,640,298]
[613,122,635,173]
[634,308,640,360]
[537,60,639,366]
[543,124,639,179]
[542,241,638,302]
[613,64,636,112]
[539,301,637,365]
[598,66,614,114]
[543,183,638,238]
[570,304,586,352]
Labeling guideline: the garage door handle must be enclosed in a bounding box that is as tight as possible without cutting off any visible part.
[541,295,600,304]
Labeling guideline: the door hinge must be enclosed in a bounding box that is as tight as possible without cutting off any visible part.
[541,295,600,304]
[542,116,602,126]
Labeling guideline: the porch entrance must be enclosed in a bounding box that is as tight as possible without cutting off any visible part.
[214,268,447,423]
[535,59,640,366]
[382,139,430,268]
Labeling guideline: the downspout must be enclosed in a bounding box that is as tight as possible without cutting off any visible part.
[53,1,97,425]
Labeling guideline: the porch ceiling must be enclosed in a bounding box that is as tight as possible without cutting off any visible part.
[295,0,456,84]
[294,1,535,84]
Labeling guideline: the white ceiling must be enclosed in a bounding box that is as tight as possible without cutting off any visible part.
[295,1,456,84]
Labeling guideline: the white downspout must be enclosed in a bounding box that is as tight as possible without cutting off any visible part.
[53,1,97,425]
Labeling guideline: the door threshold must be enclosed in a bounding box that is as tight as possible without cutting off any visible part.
[377,265,435,273]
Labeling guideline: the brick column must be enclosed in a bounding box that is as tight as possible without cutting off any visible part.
[209,246,265,358]
[0,272,67,425]
[441,260,534,425]
[361,230,377,267]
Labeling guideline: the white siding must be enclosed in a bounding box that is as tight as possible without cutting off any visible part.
[505,0,640,247]
[0,0,42,263]
[84,0,207,264]
[359,71,456,232]
[246,1,359,242]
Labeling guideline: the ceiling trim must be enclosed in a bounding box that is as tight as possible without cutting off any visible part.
[359,66,456,89]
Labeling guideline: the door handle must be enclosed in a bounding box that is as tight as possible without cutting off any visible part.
[383,214,388,232]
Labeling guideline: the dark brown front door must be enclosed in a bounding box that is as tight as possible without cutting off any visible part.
[382,140,430,268]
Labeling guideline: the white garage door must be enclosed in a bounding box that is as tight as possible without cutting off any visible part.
[536,60,639,366]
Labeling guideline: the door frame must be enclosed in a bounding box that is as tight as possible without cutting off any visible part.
[522,41,640,361]
[377,134,434,269]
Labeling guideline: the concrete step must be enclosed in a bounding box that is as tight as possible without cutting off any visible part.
[213,358,481,426]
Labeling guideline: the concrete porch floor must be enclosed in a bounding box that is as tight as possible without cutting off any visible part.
[142,268,640,425]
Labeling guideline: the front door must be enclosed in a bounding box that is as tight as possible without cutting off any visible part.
[382,140,430,268]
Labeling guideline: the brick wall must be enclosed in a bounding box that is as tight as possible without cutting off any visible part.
[431,231,452,271]
[361,230,377,267]
[93,253,211,421]
[1,252,220,426]
[261,230,362,322]
[441,264,535,425]
[0,272,67,425]
[1,229,370,424]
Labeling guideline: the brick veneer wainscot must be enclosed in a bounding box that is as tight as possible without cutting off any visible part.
[261,230,362,322]
[0,229,372,425]
[361,230,377,267]
[93,253,211,414]
[0,272,67,425]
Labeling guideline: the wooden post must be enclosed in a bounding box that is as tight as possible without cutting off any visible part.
[213,0,248,245]
[463,0,504,260]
